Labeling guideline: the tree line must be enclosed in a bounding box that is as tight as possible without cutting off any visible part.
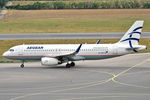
[6,0,150,10]
[0,0,9,9]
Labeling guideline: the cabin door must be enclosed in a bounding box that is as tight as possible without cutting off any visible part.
[18,45,23,56]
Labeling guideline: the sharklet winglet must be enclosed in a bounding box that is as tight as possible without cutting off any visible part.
[75,44,82,53]
[96,40,101,44]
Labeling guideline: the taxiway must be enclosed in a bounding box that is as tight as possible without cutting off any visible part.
[0,32,149,40]
[0,53,150,100]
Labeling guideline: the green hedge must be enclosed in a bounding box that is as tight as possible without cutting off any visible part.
[6,0,150,9]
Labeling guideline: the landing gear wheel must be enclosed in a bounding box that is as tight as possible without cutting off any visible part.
[20,60,24,68]
[20,64,24,68]
[66,63,71,68]
[70,62,75,67]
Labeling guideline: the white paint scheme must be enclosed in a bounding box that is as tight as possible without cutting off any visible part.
[3,21,146,68]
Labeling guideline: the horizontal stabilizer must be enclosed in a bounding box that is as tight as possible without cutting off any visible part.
[126,45,147,52]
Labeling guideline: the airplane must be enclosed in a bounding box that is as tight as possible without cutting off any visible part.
[3,20,146,68]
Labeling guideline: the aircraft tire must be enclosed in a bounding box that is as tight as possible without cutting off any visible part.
[66,64,71,68]
[20,64,24,68]
[71,62,75,67]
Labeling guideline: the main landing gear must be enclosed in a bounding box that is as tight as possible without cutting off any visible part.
[20,60,24,68]
[66,62,75,68]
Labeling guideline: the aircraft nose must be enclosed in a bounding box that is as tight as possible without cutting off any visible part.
[3,52,8,57]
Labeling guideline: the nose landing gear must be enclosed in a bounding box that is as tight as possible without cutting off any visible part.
[20,60,24,68]
[21,64,24,68]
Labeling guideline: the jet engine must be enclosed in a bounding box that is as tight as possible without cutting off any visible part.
[41,57,60,66]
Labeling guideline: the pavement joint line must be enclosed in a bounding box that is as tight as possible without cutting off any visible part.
[9,58,150,100]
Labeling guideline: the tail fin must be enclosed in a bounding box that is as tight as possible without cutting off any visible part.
[118,20,144,46]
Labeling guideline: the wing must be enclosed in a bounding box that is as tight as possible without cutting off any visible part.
[46,44,82,62]
[57,44,82,58]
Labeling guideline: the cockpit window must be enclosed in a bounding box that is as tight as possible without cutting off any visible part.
[9,49,14,52]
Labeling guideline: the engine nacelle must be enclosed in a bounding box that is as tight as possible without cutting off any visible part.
[41,57,59,66]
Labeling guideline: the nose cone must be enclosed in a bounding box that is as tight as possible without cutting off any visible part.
[3,52,8,57]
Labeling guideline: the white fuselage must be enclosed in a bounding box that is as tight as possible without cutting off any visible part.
[3,43,133,61]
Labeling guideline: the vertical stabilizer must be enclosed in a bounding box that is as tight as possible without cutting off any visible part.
[118,20,144,46]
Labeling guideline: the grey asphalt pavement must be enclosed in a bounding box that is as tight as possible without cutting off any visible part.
[0,32,149,40]
[0,53,150,100]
